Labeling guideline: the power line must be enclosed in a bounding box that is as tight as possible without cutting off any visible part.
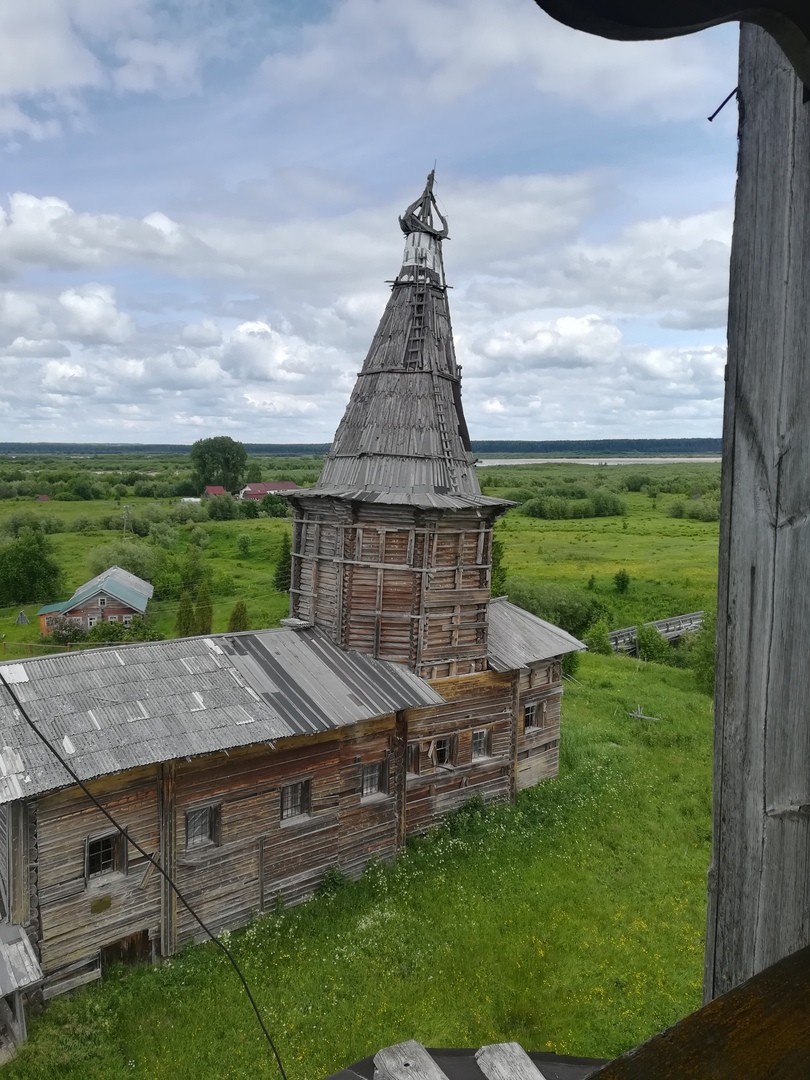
[0,671,288,1080]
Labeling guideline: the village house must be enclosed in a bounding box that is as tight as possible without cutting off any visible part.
[238,481,298,501]
[0,175,583,1051]
[37,567,154,636]
[203,485,227,498]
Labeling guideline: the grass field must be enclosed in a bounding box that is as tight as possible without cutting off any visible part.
[5,653,712,1080]
[0,459,720,1077]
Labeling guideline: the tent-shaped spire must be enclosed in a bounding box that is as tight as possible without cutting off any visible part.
[310,173,496,506]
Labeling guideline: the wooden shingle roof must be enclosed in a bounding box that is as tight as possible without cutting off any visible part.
[306,173,509,511]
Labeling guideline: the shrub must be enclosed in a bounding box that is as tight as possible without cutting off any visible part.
[149,522,178,549]
[635,624,673,665]
[239,500,259,519]
[237,534,251,558]
[584,619,612,655]
[227,599,249,632]
[668,501,686,518]
[685,611,716,695]
[614,569,630,593]
[207,495,239,521]
[260,494,287,518]
[87,540,161,583]
[562,650,581,677]
[274,533,292,592]
[507,578,611,638]
[0,529,64,605]
[590,490,626,517]
[190,526,210,549]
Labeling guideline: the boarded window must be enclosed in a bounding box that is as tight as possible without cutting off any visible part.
[281,780,311,820]
[185,805,221,848]
[472,729,491,759]
[361,761,385,797]
[406,743,420,776]
[85,831,127,881]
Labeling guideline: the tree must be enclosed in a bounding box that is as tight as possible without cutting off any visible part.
[274,532,292,592]
[227,600,249,632]
[237,534,251,558]
[246,462,262,483]
[0,529,64,606]
[87,539,161,582]
[260,494,287,518]
[176,590,195,637]
[584,618,612,655]
[206,494,239,520]
[239,500,259,519]
[194,579,213,635]
[614,568,630,593]
[490,536,507,597]
[635,623,672,665]
[190,436,247,494]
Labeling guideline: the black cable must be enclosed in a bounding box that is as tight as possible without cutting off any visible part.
[0,671,288,1080]
[708,86,738,122]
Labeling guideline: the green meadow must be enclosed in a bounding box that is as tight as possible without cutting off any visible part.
[0,457,721,1078]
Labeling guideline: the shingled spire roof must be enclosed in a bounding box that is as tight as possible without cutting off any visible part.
[303,173,506,510]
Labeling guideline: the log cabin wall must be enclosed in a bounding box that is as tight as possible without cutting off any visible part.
[35,766,161,997]
[290,496,498,677]
[515,660,563,791]
[402,669,516,835]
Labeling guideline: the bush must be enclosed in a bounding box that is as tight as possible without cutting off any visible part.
[87,540,162,583]
[614,569,630,593]
[668,501,685,518]
[590,490,626,517]
[635,624,673,665]
[260,494,287,518]
[507,578,611,638]
[562,650,581,677]
[207,494,239,521]
[149,522,178,549]
[227,600,249,632]
[239,500,259,519]
[237,534,251,558]
[584,618,612,655]
[190,526,210,549]
[0,529,64,605]
[684,611,716,695]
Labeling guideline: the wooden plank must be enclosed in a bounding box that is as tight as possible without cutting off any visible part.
[706,24,810,1001]
[476,1042,548,1080]
[590,942,810,1080]
[374,1040,449,1080]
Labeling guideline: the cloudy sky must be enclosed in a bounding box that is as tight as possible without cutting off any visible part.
[0,0,740,444]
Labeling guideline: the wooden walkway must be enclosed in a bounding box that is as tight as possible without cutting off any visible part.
[608,612,704,655]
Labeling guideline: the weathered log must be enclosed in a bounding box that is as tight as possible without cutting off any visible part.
[705,23,810,1001]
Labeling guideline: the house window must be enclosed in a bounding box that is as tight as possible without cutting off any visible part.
[87,616,97,629]
[472,729,491,760]
[433,737,455,768]
[406,742,420,776]
[98,597,106,608]
[107,615,118,623]
[122,615,132,626]
[185,805,221,848]
[85,832,126,880]
[361,761,385,798]
[524,703,537,730]
[281,780,311,821]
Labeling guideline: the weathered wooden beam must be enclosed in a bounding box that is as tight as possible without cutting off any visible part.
[705,24,810,1001]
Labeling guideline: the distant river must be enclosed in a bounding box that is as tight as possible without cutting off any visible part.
[476,457,722,467]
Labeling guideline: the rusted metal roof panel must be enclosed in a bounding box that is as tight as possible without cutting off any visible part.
[487,597,585,670]
[0,628,443,803]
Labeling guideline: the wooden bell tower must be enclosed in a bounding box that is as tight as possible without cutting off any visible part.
[287,174,511,678]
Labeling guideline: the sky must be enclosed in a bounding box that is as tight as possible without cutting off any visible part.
[0,0,741,444]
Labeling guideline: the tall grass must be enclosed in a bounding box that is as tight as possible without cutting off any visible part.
[6,655,712,1080]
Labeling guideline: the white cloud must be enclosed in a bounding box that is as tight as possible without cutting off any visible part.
[265,0,729,120]
[3,336,70,358]
[58,284,134,343]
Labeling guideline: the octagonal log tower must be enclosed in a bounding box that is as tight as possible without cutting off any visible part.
[287,174,511,679]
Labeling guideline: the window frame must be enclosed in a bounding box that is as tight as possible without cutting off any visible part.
[185,803,222,850]
[87,615,98,629]
[361,760,387,799]
[280,779,311,822]
[98,597,107,608]
[431,736,457,770]
[471,728,492,760]
[406,742,421,777]
[524,702,537,731]
[85,830,127,884]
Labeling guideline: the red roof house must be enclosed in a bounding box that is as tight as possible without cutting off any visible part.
[203,485,227,498]
[239,481,298,501]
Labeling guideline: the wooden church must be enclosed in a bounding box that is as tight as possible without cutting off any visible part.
[0,176,582,1043]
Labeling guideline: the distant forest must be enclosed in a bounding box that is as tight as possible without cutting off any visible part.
[0,438,721,457]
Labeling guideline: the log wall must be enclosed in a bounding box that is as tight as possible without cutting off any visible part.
[289,497,498,677]
[516,660,563,791]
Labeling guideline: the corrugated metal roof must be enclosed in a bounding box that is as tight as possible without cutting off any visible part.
[0,923,42,995]
[487,598,585,670]
[0,629,444,804]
